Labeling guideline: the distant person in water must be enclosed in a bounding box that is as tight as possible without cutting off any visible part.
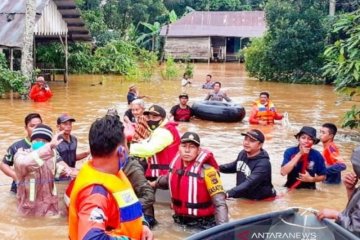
[29,76,53,102]
[281,126,326,190]
[170,93,194,122]
[204,82,231,102]
[127,84,147,105]
[181,73,192,87]
[320,123,346,184]
[317,146,360,237]
[202,74,214,89]
[249,92,283,125]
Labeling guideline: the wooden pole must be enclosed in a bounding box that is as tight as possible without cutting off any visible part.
[33,37,36,71]
[10,48,14,70]
[65,32,68,84]
[329,0,336,16]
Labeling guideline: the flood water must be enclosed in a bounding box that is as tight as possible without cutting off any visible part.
[0,63,358,239]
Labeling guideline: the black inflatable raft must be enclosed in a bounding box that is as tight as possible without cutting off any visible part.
[186,208,359,240]
[192,101,246,122]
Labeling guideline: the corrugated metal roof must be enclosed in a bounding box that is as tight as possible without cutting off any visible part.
[160,11,266,38]
[0,0,91,48]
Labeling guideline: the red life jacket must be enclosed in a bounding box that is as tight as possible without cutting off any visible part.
[146,121,180,177]
[169,149,219,217]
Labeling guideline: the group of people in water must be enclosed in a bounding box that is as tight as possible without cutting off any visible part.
[1,74,359,239]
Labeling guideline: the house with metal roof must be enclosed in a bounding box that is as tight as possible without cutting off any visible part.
[0,0,91,82]
[160,11,266,62]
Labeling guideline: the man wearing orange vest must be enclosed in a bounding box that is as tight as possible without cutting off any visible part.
[320,123,346,184]
[68,115,153,240]
[151,132,228,229]
[249,92,283,125]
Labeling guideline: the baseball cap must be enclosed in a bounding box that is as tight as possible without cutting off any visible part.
[179,93,189,99]
[57,113,76,125]
[241,129,265,143]
[181,132,200,146]
[143,105,166,118]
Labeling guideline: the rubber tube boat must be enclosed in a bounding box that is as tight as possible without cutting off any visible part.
[192,101,246,122]
[186,208,359,240]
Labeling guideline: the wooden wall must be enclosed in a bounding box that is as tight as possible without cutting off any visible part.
[164,37,210,60]
[34,0,68,36]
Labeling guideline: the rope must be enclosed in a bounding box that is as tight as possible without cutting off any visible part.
[0,178,72,187]
[279,217,327,230]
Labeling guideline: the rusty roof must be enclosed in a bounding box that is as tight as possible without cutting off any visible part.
[160,11,266,38]
[0,0,91,48]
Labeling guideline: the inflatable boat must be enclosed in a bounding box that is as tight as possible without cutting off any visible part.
[192,101,246,122]
[186,208,359,240]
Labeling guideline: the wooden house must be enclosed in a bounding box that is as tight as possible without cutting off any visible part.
[0,0,91,82]
[160,11,266,62]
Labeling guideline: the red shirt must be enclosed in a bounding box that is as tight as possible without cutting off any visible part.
[29,84,53,102]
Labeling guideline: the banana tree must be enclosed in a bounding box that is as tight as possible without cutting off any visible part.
[136,21,161,51]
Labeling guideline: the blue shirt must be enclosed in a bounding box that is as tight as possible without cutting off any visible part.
[282,146,326,189]
[127,92,137,105]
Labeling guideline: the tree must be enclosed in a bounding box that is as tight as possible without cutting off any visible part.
[245,0,328,83]
[21,0,36,91]
[103,0,167,36]
[323,10,360,128]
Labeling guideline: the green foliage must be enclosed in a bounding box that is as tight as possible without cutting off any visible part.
[36,43,64,68]
[245,0,328,83]
[137,21,161,51]
[93,40,137,74]
[341,105,360,129]
[0,52,7,68]
[184,59,194,78]
[103,0,167,36]
[322,10,360,129]
[323,10,360,89]
[125,48,158,82]
[161,55,181,80]
[0,52,27,96]
[68,43,95,74]
[163,0,266,16]
[243,38,272,80]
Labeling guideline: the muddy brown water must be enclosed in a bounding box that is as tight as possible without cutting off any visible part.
[0,63,358,239]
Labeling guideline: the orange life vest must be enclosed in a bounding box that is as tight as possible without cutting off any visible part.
[68,162,143,240]
[169,149,219,217]
[254,100,276,124]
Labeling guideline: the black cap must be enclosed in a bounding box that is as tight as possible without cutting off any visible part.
[241,129,265,143]
[181,132,200,146]
[57,114,76,125]
[31,124,53,142]
[294,126,320,144]
[143,105,166,118]
[179,93,189,99]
